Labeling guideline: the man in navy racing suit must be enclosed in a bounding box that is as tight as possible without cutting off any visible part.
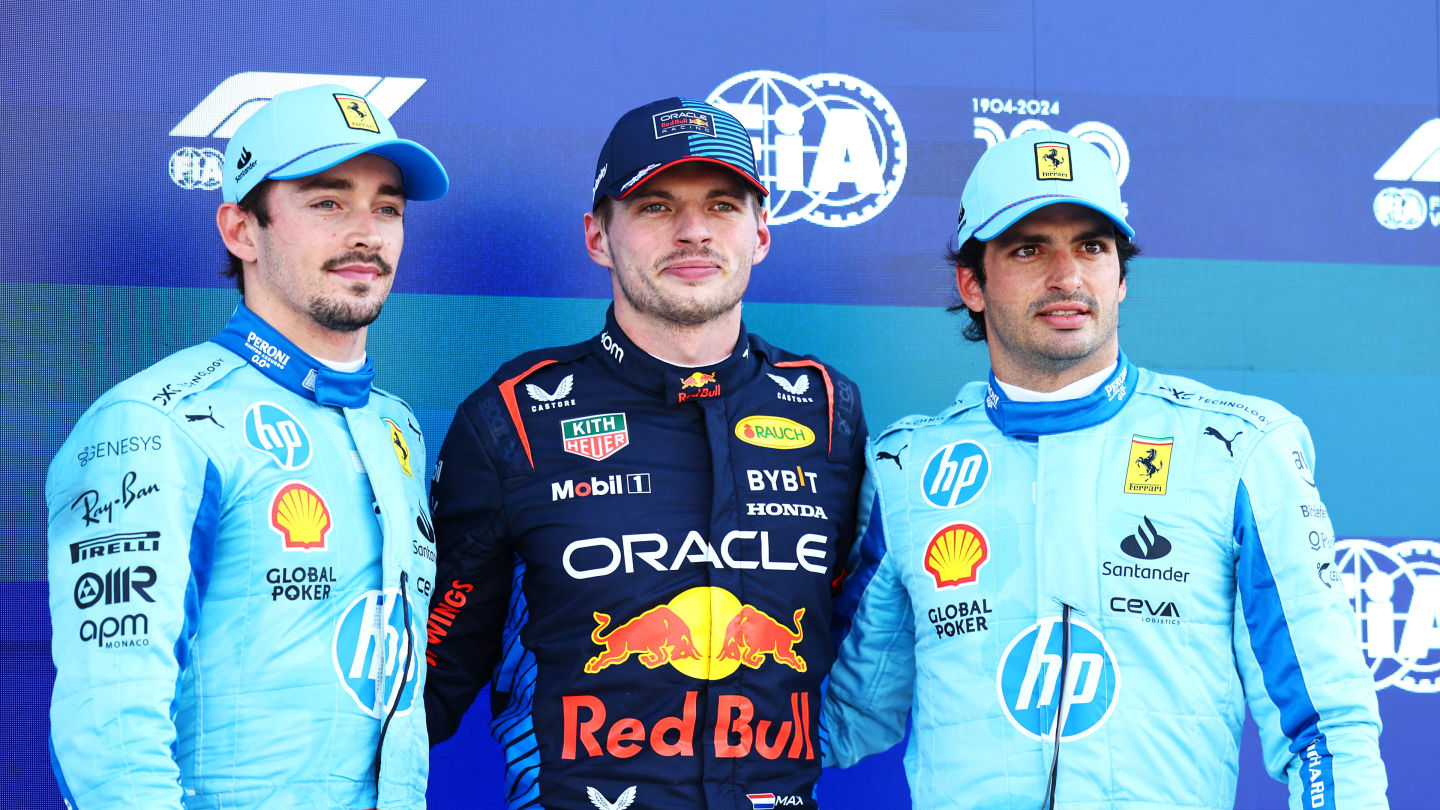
[822,130,1387,808]
[423,97,868,809]
[46,84,449,809]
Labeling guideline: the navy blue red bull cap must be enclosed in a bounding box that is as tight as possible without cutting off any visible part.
[592,97,768,208]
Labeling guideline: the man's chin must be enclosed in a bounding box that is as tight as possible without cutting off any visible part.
[308,298,385,333]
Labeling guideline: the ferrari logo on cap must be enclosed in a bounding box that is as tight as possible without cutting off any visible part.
[334,94,380,133]
[1034,142,1072,181]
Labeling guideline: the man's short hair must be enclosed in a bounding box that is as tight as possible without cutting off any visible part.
[222,180,274,293]
[943,230,1141,342]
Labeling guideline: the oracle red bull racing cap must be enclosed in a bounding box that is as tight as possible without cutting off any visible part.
[955,128,1133,245]
[592,96,768,208]
[222,83,449,203]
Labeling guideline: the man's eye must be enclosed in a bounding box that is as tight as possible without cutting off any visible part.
[715,201,737,211]
[1015,245,1038,257]
[379,205,402,216]
[1082,241,1106,254]
[314,200,338,209]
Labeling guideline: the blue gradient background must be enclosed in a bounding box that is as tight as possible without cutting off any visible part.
[3,2,1438,808]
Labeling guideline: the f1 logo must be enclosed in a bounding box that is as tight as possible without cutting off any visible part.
[920,440,990,509]
[170,72,426,138]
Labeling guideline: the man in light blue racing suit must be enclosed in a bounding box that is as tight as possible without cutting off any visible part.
[822,130,1387,809]
[46,84,449,809]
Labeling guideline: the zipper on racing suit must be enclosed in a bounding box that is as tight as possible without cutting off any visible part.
[1042,603,1072,810]
[374,570,415,796]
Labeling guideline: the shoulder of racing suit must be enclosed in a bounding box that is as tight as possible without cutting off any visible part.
[1134,367,1298,434]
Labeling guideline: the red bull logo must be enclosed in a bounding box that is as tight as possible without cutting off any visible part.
[561,690,815,761]
[585,605,701,673]
[718,606,806,672]
[583,586,806,679]
[678,372,720,403]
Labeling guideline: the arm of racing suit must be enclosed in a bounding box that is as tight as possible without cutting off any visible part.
[1231,420,1388,809]
[47,401,219,809]
[822,461,916,768]
[423,400,514,744]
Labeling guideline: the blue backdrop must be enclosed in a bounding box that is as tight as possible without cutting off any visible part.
[3,2,1437,808]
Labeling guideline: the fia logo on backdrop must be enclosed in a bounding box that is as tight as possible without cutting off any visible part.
[1336,537,1440,693]
[167,72,427,191]
[707,70,907,227]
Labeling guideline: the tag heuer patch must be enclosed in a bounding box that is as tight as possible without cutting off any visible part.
[561,413,629,461]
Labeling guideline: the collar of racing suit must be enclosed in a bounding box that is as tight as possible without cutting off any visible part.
[983,351,1137,440]
[590,304,761,404]
[211,302,375,408]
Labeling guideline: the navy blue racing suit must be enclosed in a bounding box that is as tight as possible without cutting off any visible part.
[424,308,868,809]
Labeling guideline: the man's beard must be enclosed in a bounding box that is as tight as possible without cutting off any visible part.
[310,251,394,332]
[615,248,746,328]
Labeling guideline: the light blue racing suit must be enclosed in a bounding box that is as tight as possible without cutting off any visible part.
[824,353,1386,809]
[46,303,436,809]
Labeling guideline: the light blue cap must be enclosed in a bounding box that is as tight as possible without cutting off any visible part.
[221,83,448,203]
[955,129,1133,245]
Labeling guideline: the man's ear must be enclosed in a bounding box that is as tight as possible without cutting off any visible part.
[583,211,612,269]
[217,202,259,263]
[956,263,985,313]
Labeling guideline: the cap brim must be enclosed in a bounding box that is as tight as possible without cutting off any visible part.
[971,195,1134,242]
[607,156,768,202]
[268,138,450,201]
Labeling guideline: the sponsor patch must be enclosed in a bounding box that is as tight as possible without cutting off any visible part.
[1035,142,1073,181]
[584,586,805,680]
[270,482,332,551]
[735,416,814,450]
[334,93,380,133]
[920,440,989,508]
[998,618,1119,741]
[561,413,630,461]
[244,402,312,470]
[653,108,716,139]
[383,417,414,477]
[923,523,989,588]
[1124,435,1172,495]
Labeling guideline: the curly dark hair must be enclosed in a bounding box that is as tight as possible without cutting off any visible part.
[221,180,275,294]
[944,229,1140,342]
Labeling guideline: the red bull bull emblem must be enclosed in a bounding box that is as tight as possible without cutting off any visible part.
[681,372,717,389]
[585,605,701,673]
[718,606,806,672]
[677,372,720,403]
[583,586,805,678]
[568,587,816,760]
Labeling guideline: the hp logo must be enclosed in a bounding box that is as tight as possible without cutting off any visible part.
[997,618,1120,741]
[243,402,312,470]
[920,440,990,509]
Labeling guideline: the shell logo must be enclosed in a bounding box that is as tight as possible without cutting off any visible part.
[270,482,332,551]
[923,522,989,589]
[734,416,814,450]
